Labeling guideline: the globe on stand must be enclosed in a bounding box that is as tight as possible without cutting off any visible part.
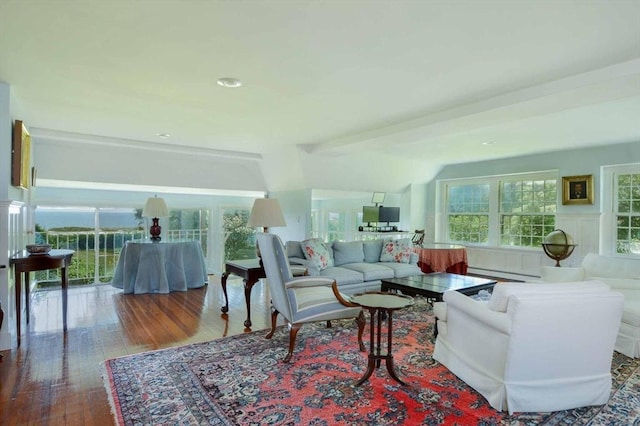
[542,229,577,267]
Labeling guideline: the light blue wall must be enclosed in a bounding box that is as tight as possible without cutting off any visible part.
[428,140,640,216]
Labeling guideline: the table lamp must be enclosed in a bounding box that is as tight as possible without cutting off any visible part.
[247,198,286,259]
[143,196,169,242]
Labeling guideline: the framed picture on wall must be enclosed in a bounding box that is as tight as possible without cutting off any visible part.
[562,174,593,205]
[11,119,31,189]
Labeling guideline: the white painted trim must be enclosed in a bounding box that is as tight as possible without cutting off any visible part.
[36,179,265,198]
[30,128,262,161]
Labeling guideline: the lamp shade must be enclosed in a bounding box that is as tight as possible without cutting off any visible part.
[142,196,169,218]
[247,198,286,229]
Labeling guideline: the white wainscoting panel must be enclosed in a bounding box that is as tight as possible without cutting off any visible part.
[554,213,600,267]
[0,201,25,351]
[467,246,543,281]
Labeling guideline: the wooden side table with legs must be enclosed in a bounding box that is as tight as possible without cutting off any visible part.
[349,292,415,386]
[220,259,306,328]
[10,249,74,346]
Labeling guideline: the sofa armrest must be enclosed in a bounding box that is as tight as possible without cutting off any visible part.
[443,290,511,335]
[288,257,320,276]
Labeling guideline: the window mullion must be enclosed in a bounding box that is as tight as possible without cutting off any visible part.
[488,179,500,246]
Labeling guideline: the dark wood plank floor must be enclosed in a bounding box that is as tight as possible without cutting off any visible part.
[0,275,274,425]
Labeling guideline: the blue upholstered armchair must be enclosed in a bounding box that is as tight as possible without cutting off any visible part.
[257,233,366,363]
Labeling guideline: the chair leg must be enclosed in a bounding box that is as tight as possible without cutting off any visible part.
[265,308,280,339]
[284,323,302,363]
[355,311,366,351]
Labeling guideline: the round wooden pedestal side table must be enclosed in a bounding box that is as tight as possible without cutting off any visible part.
[349,292,414,386]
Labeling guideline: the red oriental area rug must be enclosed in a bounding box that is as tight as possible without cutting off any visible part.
[103,300,639,425]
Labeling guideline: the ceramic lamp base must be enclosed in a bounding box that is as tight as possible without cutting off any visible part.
[150,217,162,242]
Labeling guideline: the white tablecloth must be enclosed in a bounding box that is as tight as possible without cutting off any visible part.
[111,241,208,294]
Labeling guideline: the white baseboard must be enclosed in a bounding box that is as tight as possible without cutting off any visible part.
[468,267,540,282]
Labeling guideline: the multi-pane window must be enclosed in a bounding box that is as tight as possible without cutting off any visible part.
[447,184,490,243]
[615,173,640,254]
[442,173,557,248]
[500,179,557,247]
[327,211,347,242]
[222,208,253,261]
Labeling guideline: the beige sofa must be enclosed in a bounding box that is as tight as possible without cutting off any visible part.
[541,253,640,358]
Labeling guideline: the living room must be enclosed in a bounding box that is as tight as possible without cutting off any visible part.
[1,1,639,424]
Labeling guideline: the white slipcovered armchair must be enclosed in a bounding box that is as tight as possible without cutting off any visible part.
[433,281,624,414]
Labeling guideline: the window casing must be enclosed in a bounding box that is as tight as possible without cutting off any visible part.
[614,168,640,255]
[440,172,557,248]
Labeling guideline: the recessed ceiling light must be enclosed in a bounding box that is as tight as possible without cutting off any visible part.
[482,141,495,145]
[156,133,170,139]
[217,77,243,88]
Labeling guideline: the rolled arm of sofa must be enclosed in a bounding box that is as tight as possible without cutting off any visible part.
[288,257,320,276]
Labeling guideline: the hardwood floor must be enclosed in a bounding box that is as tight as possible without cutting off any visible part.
[0,275,274,425]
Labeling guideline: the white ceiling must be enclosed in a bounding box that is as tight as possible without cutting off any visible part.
[1,1,639,192]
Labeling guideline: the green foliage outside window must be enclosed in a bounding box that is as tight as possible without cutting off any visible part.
[327,212,346,242]
[446,176,556,248]
[499,179,556,247]
[616,173,640,254]
[223,209,255,261]
[447,184,490,243]
[448,214,489,243]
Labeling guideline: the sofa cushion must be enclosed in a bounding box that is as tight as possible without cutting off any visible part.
[379,262,421,278]
[318,266,364,285]
[488,280,611,313]
[332,241,364,266]
[286,240,305,259]
[363,239,384,263]
[340,262,394,281]
[380,239,412,263]
[301,238,334,270]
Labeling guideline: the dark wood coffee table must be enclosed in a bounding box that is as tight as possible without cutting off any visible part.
[381,272,497,302]
[382,273,497,338]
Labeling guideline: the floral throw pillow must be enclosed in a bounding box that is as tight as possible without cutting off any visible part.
[379,239,411,263]
[301,238,334,270]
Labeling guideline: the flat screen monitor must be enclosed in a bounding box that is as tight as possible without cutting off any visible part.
[362,206,379,224]
[379,206,400,223]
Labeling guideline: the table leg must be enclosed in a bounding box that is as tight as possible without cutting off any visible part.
[356,307,406,386]
[220,271,230,313]
[24,272,30,325]
[14,271,22,346]
[356,308,377,386]
[376,309,382,368]
[243,278,258,328]
[433,295,443,339]
[384,311,406,385]
[61,266,68,332]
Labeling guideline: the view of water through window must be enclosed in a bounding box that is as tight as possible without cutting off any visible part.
[34,206,208,287]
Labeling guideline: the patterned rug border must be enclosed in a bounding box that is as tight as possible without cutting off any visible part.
[102,300,640,425]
